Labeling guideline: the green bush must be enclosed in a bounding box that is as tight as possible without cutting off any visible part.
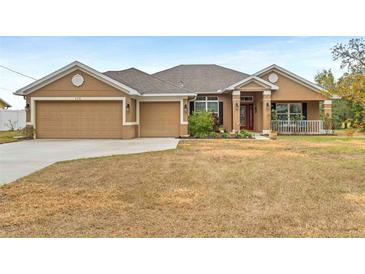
[208,131,219,138]
[236,130,251,139]
[194,132,207,138]
[220,132,230,139]
[188,111,214,137]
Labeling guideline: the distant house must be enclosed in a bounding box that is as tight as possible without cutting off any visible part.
[14,61,333,139]
[0,98,11,109]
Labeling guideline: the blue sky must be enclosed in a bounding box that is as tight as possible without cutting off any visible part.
[0,36,356,109]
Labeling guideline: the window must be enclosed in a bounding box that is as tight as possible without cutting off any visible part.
[195,101,206,112]
[276,103,302,120]
[240,96,253,103]
[194,96,219,115]
[289,103,302,120]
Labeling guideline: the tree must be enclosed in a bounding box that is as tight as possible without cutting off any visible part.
[332,38,365,74]
[5,119,18,131]
[314,69,336,90]
[327,39,365,130]
[315,69,354,128]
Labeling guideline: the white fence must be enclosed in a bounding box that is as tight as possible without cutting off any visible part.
[0,110,26,131]
[271,120,333,135]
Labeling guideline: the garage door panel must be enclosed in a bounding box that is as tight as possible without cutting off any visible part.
[36,101,123,139]
[140,102,180,137]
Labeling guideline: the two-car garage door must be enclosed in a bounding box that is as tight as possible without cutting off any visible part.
[36,101,123,139]
[35,100,180,138]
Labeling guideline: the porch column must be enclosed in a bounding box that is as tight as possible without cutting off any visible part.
[323,100,332,118]
[262,90,272,134]
[232,90,240,132]
[323,100,333,132]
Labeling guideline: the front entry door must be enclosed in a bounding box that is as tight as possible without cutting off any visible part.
[240,104,254,130]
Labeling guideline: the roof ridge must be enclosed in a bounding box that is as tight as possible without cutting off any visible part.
[153,64,249,76]
[110,67,195,93]
[103,67,135,73]
[213,64,250,76]
[143,70,195,93]
[152,65,183,75]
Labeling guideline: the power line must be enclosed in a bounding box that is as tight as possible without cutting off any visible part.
[0,64,37,80]
[0,87,12,92]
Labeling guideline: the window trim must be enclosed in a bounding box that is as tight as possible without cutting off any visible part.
[240,96,254,103]
[276,103,302,121]
[194,96,219,115]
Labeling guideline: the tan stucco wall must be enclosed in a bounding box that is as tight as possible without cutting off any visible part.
[183,98,188,123]
[307,101,320,120]
[180,124,188,136]
[261,71,328,101]
[219,93,232,132]
[181,98,189,135]
[323,103,332,118]
[253,93,263,132]
[25,69,138,139]
[232,94,240,131]
[126,97,137,123]
[123,125,138,138]
[29,70,128,97]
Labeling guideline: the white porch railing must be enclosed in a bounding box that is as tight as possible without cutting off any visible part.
[271,120,333,135]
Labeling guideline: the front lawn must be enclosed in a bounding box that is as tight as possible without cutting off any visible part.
[1,136,365,237]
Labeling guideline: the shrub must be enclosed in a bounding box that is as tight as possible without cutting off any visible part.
[196,132,208,138]
[220,132,230,139]
[188,111,214,137]
[236,130,251,139]
[208,131,219,138]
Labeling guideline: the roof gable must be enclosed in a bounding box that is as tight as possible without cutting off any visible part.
[14,61,141,96]
[225,76,279,91]
[254,64,325,93]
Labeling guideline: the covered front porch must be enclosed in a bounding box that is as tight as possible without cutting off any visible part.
[229,77,333,135]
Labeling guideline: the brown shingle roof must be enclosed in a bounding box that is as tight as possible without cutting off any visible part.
[103,68,193,95]
[153,64,249,93]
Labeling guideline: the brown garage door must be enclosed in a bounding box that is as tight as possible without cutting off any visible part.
[36,101,123,139]
[140,102,180,137]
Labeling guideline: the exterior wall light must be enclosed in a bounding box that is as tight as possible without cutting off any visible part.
[184,104,188,112]
[235,102,239,110]
[126,103,130,112]
[25,103,30,111]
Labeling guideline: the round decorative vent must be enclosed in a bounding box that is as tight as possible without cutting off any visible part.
[268,73,278,83]
[71,74,84,87]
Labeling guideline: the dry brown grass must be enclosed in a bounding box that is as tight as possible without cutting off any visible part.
[0,130,22,144]
[1,136,365,237]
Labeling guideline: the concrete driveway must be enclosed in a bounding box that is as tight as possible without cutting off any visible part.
[0,138,179,184]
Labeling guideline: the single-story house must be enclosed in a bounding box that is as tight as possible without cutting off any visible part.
[14,61,332,139]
